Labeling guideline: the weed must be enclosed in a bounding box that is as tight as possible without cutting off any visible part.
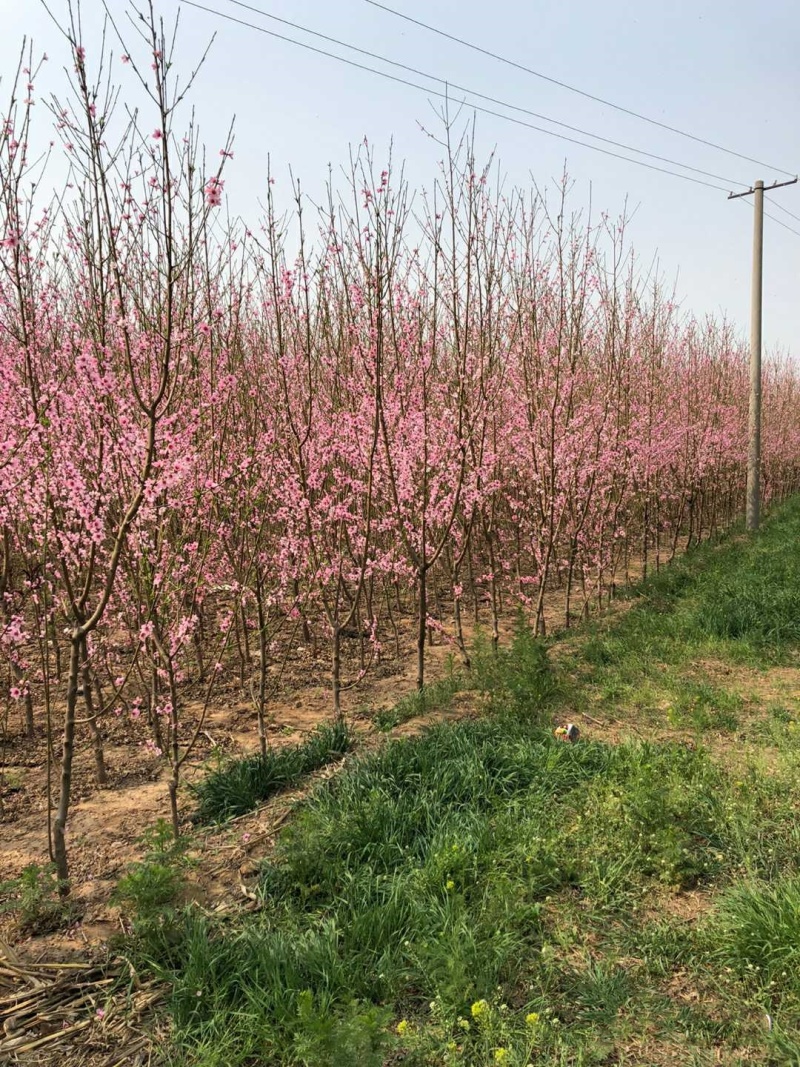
[292,991,395,1066]
[666,679,742,732]
[0,863,75,934]
[192,719,353,823]
[469,617,559,715]
[113,819,193,925]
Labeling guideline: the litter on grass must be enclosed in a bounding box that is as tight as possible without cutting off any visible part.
[554,723,580,743]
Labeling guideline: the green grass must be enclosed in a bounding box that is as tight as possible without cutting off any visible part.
[559,499,800,731]
[128,498,800,1064]
[373,670,462,731]
[191,720,353,823]
[712,877,800,994]
[138,717,800,1065]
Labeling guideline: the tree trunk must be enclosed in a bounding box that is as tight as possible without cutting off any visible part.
[416,566,427,691]
[332,624,343,721]
[13,663,34,740]
[167,665,180,838]
[385,579,401,659]
[81,639,107,786]
[53,637,81,894]
[168,777,179,840]
[255,577,269,757]
[453,588,470,668]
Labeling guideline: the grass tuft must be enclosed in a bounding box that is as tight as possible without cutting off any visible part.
[373,670,461,731]
[192,719,353,823]
[711,877,800,996]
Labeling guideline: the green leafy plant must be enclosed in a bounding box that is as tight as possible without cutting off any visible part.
[113,819,193,924]
[469,616,558,715]
[291,990,395,1067]
[0,863,75,934]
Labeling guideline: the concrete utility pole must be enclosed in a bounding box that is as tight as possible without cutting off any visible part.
[746,179,764,532]
[729,176,798,531]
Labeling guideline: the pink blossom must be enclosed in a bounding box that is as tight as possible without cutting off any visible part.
[204,176,224,208]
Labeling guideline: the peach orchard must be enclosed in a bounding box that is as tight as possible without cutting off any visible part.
[2,5,800,893]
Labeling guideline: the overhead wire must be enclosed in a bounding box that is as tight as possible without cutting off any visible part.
[770,200,800,226]
[214,0,747,189]
[363,0,797,180]
[181,0,737,193]
[765,211,800,238]
[734,197,800,239]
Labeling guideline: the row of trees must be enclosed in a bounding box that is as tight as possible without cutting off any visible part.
[2,5,800,891]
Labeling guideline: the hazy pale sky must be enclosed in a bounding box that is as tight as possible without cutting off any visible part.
[2,0,798,349]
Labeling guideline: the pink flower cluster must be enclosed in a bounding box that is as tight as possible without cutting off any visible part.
[204,176,224,208]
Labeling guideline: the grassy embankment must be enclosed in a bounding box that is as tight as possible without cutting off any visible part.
[120,498,800,1066]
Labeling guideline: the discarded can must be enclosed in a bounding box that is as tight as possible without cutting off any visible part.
[554,723,580,743]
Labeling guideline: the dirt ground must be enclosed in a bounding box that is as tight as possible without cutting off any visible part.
[0,605,506,958]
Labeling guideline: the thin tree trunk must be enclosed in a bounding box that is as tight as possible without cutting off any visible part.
[565,540,577,629]
[81,639,107,786]
[385,579,401,660]
[332,624,343,721]
[255,577,269,758]
[167,664,180,838]
[49,613,62,684]
[453,582,470,668]
[416,566,427,691]
[53,637,81,894]
[240,600,251,665]
[193,606,206,683]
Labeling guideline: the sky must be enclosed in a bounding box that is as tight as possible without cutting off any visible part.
[2,0,798,350]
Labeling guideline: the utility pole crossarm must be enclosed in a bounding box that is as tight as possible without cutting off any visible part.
[728,176,798,200]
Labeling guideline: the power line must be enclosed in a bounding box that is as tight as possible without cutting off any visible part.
[363,0,797,180]
[735,196,800,238]
[770,200,800,226]
[181,0,733,193]
[766,210,800,238]
[216,0,747,189]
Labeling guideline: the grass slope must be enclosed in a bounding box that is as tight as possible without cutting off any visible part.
[125,499,800,1066]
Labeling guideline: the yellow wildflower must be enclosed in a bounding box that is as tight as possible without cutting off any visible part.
[396,1020,408,1036]
[494,1050,509,1064]
[471,999,489,1020]
[446,879,455,891]
[525,1011,540,1028]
